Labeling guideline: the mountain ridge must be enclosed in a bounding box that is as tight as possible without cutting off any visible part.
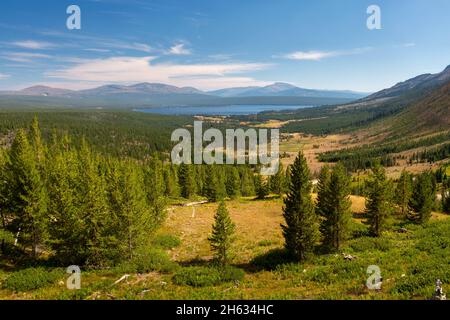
[0,82,368,100]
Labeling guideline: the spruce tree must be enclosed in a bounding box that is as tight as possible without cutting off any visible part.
[365,164,393,236]
[395,170,413,217]
[6,129,48,258]
[226,166,241,199]
[269,162,285,195]
[208,201,235,265]
[46,141,83,264]
[76,139,110,265]
[178,163,195,199]
[409,171,436,224]
[442,178,450,214]
[106,160,154,261]
[281,151,319,261]
[316,165,331,218]
[255,173,269,199]
[318,163,352,251]
[240,167,255,196]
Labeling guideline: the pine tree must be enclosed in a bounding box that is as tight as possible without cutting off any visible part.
[255,173,269,199]
[318,163,352,251]
[6,129,48,258]
[46,140,83,264]
[76,139,110,265]
[409,171,436,224]
[226,167,241,199]
[269,162,285,195]
[395,170,413,217]
[106,160,155,261]
[208,201,235,265]
[281,151,319,261]
[316,165,331,218]
[163,165,180,197]
[204,165,226,202]
[178,163,195,199]
[442,178,450,214]
[365,164,393,236]
[240,167,255,196]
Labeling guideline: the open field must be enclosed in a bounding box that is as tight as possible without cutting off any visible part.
[1,197,448,300]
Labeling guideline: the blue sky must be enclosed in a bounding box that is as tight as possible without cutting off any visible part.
[0,0,449,92]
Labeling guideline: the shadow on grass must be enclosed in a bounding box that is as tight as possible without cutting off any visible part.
[246,248,295,272]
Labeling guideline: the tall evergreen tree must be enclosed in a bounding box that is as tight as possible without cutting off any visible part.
[240,167,255,196]
[178,163,195,199]
[365,164,393,236]
[318,163,352,251]
[442,178,450,214]
[395,170,413,217]
[204,165,226,202]
[163,165,180,197]
[281,151,319,261]
[255,173,269,199]
[6,129,48,258]
[46,141,83,264]
[76,139,110,265]
[226,166,241,199]
[106,160,155,261]
[316,165,331,218]
[409,171,436,224]
[269,162,285,195]
[208,201,235,265]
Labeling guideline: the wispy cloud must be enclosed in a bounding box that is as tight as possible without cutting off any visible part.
[10,40,56,50]
[46,56,271,89]
[1,52,52,62]
[282,47,373,61]
[0,73,10,80]
[168,43,191,55]
[84,48,111,53]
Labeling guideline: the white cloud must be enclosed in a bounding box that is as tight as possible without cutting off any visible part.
[168,43,191,55]
[84,48,111,53]
[283,47,373,61]
[46,56,271,90]
[11,40,55,49]
[0,73,10,80]
[1,52,52,62]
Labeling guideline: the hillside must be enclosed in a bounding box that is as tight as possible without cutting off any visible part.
[387,81,450,136]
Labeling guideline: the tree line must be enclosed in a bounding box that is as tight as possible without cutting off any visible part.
[280,151,445,261]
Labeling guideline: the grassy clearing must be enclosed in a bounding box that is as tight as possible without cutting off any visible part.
[0,197,448,300]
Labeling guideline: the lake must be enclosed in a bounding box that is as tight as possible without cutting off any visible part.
[135,104,311,116]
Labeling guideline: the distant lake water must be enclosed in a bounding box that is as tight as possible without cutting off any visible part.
[135,105,311,116]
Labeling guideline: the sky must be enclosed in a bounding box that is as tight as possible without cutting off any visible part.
[0,0,449,92]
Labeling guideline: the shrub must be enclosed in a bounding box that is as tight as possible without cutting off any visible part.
[115,248,178,274]
[348,237,392,252]
[152,234,181,249]
[172,266,245,287]
[173,267,222,287]
[219,265,245,283]
[2,268,63,292]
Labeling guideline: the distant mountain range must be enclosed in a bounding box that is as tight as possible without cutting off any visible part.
[0,82,368,108]
[0,82,368,100]
[208,82,368,99]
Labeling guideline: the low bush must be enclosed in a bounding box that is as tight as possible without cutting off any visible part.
[2,268,63,292]
[348,237,392,252]
[173,265,245,287]
[152,234,181,249]
[219,265,245,283]
[173,266,222,287]
[115,248,179,274]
